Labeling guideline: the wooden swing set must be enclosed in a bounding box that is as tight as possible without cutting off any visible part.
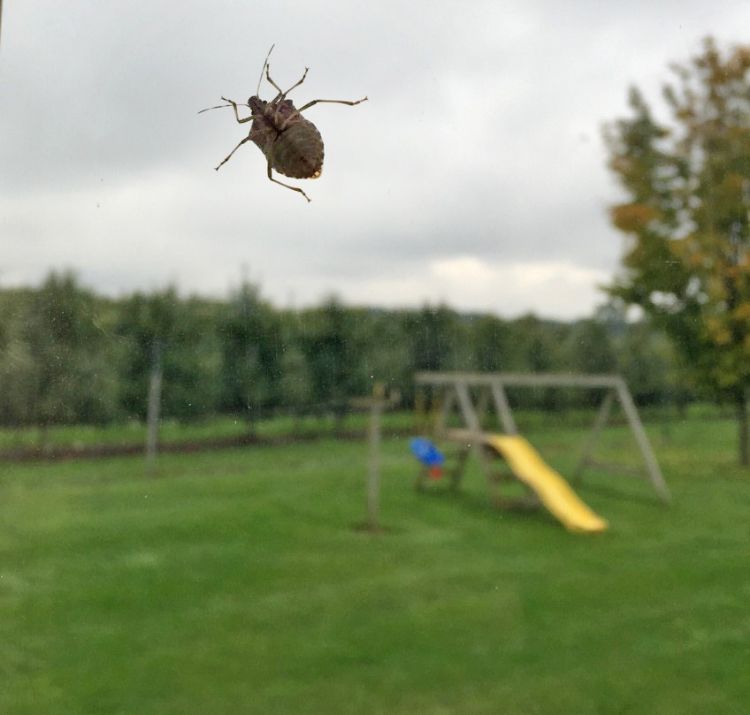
[414,372,671,508]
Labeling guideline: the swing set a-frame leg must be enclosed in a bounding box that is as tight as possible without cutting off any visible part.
[573,389,614,484]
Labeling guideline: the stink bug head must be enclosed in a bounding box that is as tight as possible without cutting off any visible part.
[248,96,266,114]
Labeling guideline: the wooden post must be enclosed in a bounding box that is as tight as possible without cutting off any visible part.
[145,340,162,476]
[366,383,385,531]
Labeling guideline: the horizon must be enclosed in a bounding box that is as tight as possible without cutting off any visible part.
[1,267,630,324]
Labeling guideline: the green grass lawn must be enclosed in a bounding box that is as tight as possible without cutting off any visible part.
[1,415,749,714]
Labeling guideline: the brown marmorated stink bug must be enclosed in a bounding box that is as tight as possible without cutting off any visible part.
[200,46,368,202]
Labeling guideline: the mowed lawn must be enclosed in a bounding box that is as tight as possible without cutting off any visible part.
[2,415,749,714]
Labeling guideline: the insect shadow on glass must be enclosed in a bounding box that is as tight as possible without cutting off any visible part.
[200,45,368,202]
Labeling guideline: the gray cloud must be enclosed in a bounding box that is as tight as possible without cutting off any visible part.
[2,0,750,318]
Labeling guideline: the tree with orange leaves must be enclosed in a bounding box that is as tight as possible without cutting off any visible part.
[605,37,750,465]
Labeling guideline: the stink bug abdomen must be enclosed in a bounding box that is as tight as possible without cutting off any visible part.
[271,120,324,179]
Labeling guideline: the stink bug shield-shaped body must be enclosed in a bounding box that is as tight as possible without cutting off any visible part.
[201,47,368,202]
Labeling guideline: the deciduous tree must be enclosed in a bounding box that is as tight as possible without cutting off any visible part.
[605,37,750,464]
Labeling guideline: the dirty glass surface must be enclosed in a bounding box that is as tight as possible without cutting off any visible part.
[1,2,749,713]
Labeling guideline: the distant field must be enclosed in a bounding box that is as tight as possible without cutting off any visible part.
[0,411,418,456]
[0,402,728,456]
[1,414,749,714]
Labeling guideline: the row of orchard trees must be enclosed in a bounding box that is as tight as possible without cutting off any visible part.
[0,271,688,430]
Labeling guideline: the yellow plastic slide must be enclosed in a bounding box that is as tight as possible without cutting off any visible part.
[485,434,608,534]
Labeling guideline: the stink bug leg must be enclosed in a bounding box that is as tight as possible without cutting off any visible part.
[298,97,368,112]
[214,135,256,171]
[266,64,309,101]
[267,162,311,203]
[223,97,255,124]
[213,98,261,170]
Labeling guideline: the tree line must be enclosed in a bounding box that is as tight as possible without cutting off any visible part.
[0,271,691,430]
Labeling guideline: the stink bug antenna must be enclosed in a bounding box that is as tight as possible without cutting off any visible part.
[256,44,275,96]
[198,44,275,114]
[198,101,232,114]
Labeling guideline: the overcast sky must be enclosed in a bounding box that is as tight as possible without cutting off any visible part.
[2,1,750,319]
